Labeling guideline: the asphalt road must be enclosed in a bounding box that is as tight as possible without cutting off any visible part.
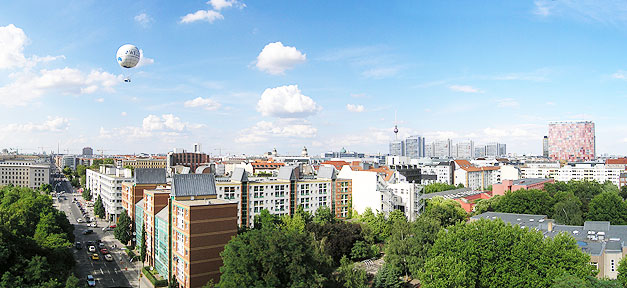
[53,175,138,288]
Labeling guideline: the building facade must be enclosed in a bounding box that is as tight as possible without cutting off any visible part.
[455,140,474,159]
[122,168,167,225]
[543,136,549,158]
[389,140,404,157]
[548,121,595,161]
[0,159,50,189]
[121,158,167,169]
[86,166,132,222]
[404,135,425,159]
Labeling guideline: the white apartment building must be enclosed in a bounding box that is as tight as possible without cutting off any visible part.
[453,160,499,190]
[387,181,423,221]
[520,162,622,186]
[414,162,453,185]
[0,160,50,189]
[86,165,132,222]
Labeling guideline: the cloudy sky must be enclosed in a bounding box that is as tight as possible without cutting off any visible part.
[1,0,627,156]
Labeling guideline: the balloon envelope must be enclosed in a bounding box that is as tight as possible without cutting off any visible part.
[116,44,140,69]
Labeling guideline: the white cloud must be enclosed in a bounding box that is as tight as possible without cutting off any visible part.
[533,1,553,16]
[361,66,400,79]
[95,98,104,103]
[136,49,154,67]
[546,101,556,106]
[346,104,365,112]
[496,98,519,108]
[184,97,221,111]
[235,119,317,143]
[142,114,187,131]
[256,42,306,75]
[449,85,482,93]
[257,85,321,118]
[134,13,154,28]
[423,130,461,141]
[3,116,70,133]
[0,68,121,107]
[0,24,62,70]
[612,70,627,79]
[209,0,246,10]
[121,112,127,116]
[180,10,224,24]
[350,93,366,98]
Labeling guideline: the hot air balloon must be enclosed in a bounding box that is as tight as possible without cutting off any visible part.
[116,44,141,82]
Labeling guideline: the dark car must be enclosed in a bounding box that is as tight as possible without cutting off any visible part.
[86,241,95,246]
[75,242,82,249]
[82,229,93,235]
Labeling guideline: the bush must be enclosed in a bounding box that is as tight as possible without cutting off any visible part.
[142,266,168,287]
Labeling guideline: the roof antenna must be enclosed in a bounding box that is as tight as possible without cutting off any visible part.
[393,110,399,140]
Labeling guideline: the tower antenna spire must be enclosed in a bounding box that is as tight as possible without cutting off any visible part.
[393,110,399,140]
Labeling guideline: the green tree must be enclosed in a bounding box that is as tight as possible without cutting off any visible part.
[82,189,92,201]
[70,177,79,187]
[169,276,179,288]
[140,223,146,262]
[586,191,627,224]
[373,264,402,288]
[307,221,363,264]
[552,191,584,225]
[39,184,53,194]
[350,240,378,261]
[201,279,215,288]
[494,189,554,215]
[617,253,627,287]
[420,219,597,288]
[385,215,441,279]
[620,186,627,200]
[551,274,587,288]
[62,167,72,176]
[253,209,279,229]
[472,195,501,215]
[424,196,467,227]
[335,256,368,288]
[313,206,336,224]
[114,210,133,245]
[64,274,82,288]
[94,195,105,218]
[218,224,331,288]
[423,183,458,194]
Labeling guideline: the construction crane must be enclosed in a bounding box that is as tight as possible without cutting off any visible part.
[97,149,110,158]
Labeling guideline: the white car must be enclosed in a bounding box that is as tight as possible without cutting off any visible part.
[77,219,83,223]
[88,246,96,253]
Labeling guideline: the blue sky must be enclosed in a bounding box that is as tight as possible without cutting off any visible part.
[1,0,627,156]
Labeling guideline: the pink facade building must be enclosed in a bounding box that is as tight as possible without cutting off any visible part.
[492,178,555,196]
[548,121,595,162]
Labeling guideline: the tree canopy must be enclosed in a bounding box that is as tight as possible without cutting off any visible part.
[114,209,133,245]
[420,219,597,288]
[423,196,467,227]
[587,191,627,224]
[423,182,458,194]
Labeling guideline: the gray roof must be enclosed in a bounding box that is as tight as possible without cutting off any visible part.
[317,166,336,180]
[471,212,549,229]
[421,188,482,200]
[134,168,166,184]
[584,221,610,232]
[172,174,217,197]
[278,166,297,181]
[156,205,168,221]
[231,168,248,182]
[510,178,551,186]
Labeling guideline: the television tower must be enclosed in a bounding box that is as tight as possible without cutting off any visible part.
[393,111,399,140]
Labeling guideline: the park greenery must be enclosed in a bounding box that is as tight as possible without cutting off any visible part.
[0,185,76,288]
[474,180,627,225]
[218,179,627,287]
[422,182,464,194]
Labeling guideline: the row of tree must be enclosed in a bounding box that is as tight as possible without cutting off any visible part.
[0,185,79,287]
[423,182,464,194]
[475,180,627,225]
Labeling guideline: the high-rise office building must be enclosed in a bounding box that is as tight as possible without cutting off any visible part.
[404,135,425,158]
[543,136,549,157]
[548,121,595,161]
[432,139,452,158]
[82,147,93,156]
[389,140,405,156]
[455,140,474,159]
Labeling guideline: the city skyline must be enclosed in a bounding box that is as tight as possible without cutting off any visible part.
[3,1,627,156]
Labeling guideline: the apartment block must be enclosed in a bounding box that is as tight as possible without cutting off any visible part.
[548,121,595,161]
[0,159,50,189]
[122,168,167,224]
[404,135,426,159]
[135,174,238,288]
[453,160,500,190]
[492,178,555,196]
[121,158,167,169]
[86,165,132,222]
[167,151,209,173]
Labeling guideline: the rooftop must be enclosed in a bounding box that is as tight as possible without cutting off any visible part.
[172,174,217,197]
[421,188,486,200]
[175,198,233,207]
[134,168,166,184]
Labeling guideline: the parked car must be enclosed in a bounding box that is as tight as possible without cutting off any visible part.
[88,246,96,253]
[102,227,110,232]
[77,219,83,223]
[87,275,95,287]
[90,253,99,261]
[90,222,98,227]
[98,242,105,249]
[109,224,116,229]
[75,242,82,249]
[86,241,95,246]
[99,248,108,254]
[104,254,113,262]
[82,229,93,235]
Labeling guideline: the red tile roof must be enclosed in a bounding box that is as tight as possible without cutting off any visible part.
[606,158,627,165]
[321,161,351,170]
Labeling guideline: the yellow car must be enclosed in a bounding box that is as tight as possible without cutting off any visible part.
[91,253,99,260]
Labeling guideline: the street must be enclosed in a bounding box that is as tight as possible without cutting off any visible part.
[53,172,140,288]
